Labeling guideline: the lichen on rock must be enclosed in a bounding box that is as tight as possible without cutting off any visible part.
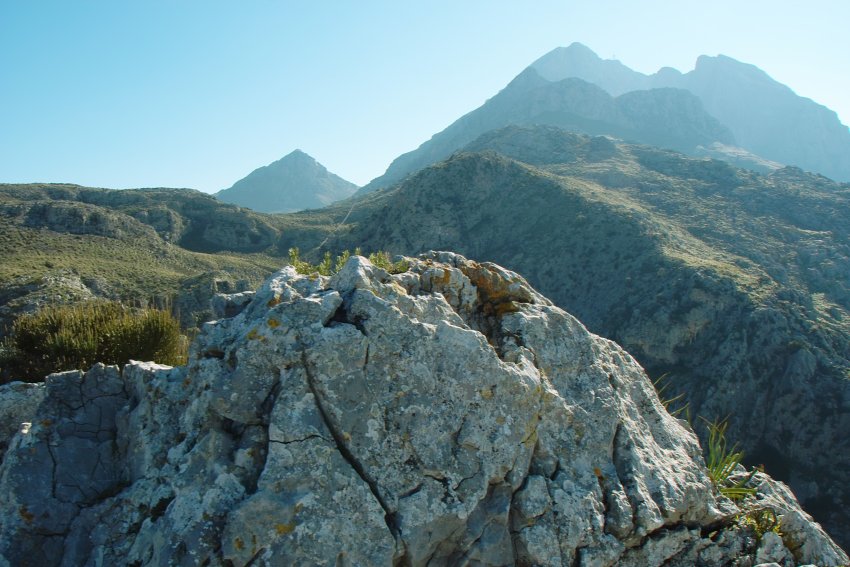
[0,252,845,566]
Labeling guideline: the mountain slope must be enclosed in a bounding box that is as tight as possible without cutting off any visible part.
[532,43,850,181]
[0,184,302,333]
[216,150,357,213]
[294,125,850,545]
[361,69,735,192]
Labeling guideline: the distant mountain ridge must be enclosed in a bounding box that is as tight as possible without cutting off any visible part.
[362,68,737,192]
[216,150,357,213]
[362,43,849,193]
[532,43,850,181]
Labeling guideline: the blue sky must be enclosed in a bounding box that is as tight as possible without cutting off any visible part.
[2,1,848,191]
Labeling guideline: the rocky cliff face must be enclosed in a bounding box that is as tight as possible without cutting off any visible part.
[216,150,358,213]
[0,254,845,565]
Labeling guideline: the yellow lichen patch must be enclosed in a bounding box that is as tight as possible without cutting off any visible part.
[389,281,408,296]
[480,387,494,400]
[494,301,520,316]
[267,295,281,308]
[246,328,261,341]
[267,317,280,328]
[19,506,35,523]
[495,416,506,425]
[342,431,352,442]
[275,522,296,535]
[593,466,605,481]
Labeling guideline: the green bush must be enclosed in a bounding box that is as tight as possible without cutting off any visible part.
[1,300,186,383]
[288,247,409,276]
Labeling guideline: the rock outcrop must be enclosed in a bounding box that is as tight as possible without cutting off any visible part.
[0,253,845,565]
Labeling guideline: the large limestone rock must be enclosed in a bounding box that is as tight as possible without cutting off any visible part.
[0,253,845,565]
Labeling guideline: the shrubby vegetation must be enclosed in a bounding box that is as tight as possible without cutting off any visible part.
[0,300,186,383]
[288,247,409,276]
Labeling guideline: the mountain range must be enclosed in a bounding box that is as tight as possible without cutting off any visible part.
[362,43,849,193]
[3,43,850,554]
[215,149,357,213]
[531,43,850,182]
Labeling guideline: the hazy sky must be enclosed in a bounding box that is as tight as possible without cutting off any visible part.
[2,1,848,192]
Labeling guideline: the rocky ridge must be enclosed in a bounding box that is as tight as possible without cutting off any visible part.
[0,253,845,565]
[0,184,290,336]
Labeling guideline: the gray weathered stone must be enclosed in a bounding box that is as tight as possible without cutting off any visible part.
[0,253,845,566]
[0,381,45,458]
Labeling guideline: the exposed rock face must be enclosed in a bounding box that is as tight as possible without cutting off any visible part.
[216,150,358,213]
[0,253,845,565]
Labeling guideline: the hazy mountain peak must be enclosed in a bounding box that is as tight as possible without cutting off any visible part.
[530,44,647,95]
[693,53,776,83]
[527,44,850,181]
[216,150,357,213]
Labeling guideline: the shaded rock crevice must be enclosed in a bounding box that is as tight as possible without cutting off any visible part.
[298,345,406,556]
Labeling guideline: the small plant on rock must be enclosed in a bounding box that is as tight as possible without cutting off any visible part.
[739,507,782,541]
[703,418,757,500]
[288,247,409,276]
[366,250,410,274]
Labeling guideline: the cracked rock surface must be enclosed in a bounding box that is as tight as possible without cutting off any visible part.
[0,252,846,566]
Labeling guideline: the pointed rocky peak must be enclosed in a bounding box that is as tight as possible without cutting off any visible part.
[216,150,357,214]
[530,43,649,95]
[275,148,315,165]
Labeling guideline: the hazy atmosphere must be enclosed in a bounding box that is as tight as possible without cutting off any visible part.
[2,0,848,191]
